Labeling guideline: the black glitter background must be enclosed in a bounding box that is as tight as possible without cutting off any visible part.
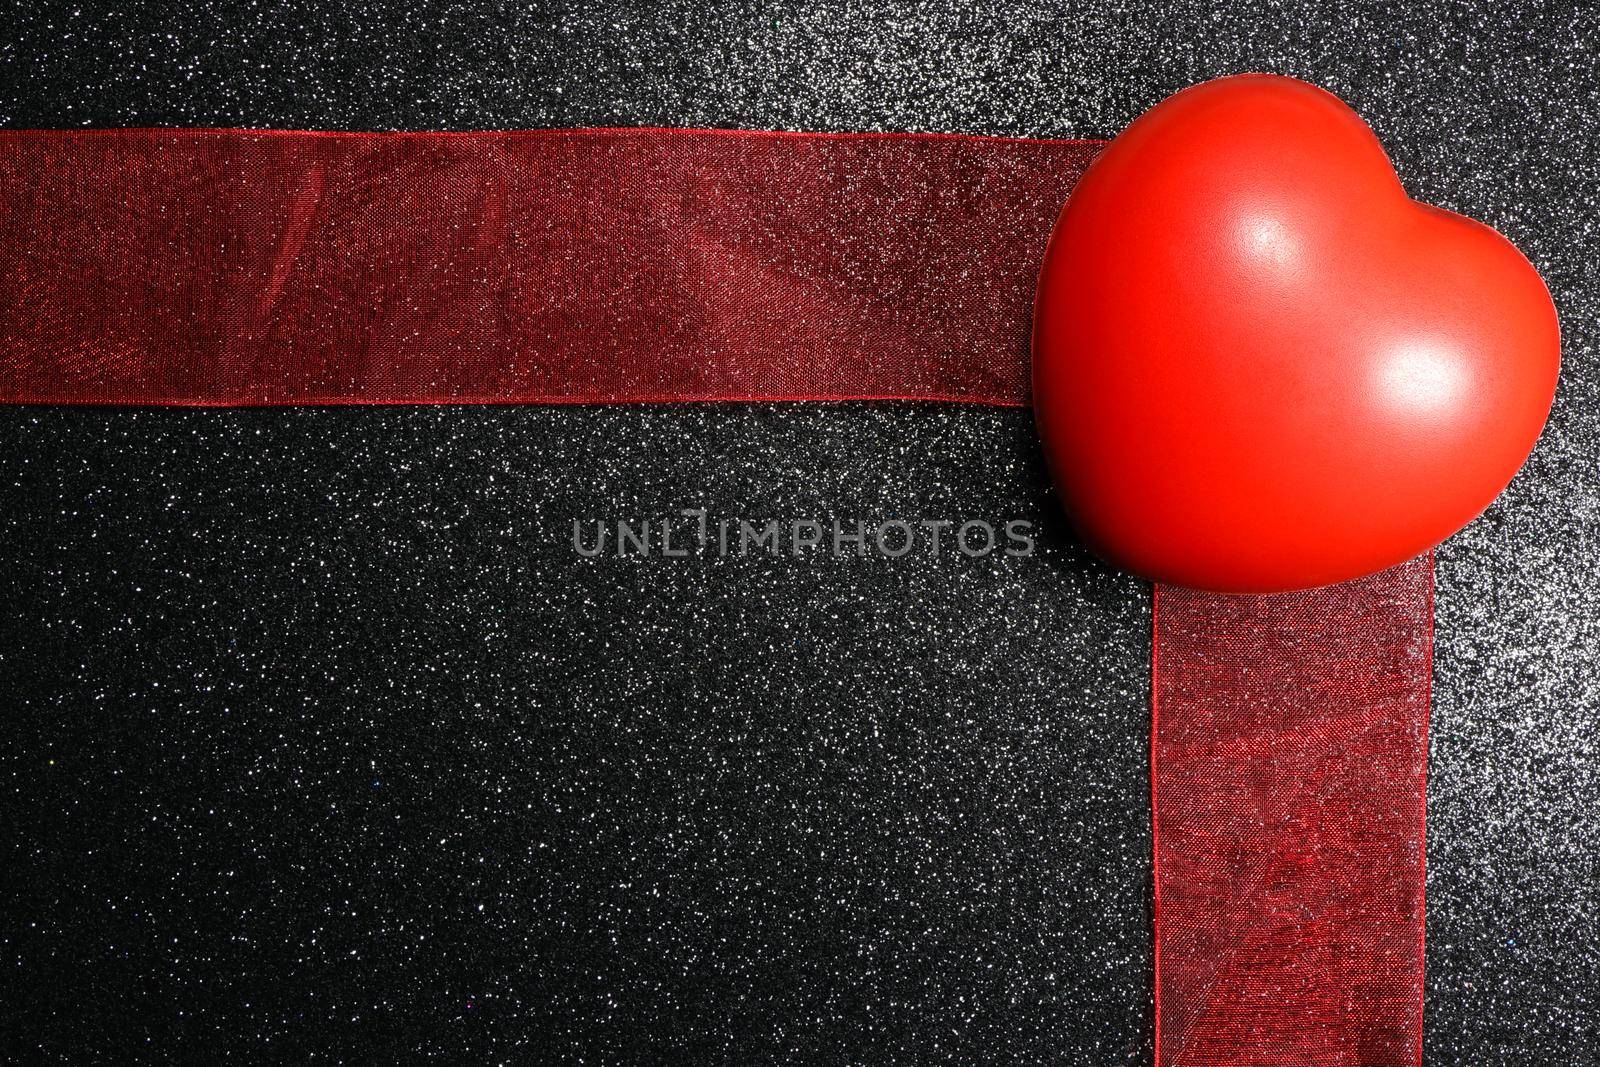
[1,3,1596,1064]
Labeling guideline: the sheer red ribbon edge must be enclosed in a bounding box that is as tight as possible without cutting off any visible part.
[0,127,1430,1065]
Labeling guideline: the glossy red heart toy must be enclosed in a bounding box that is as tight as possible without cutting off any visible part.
[1032,75,1560,593]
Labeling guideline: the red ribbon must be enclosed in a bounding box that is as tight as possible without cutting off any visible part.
[0,128,1094,405]
[0,127,1428,1062]
[1155,559,1430,1065]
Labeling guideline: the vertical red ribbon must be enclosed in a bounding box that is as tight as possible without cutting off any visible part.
[0,128,1432,1061]
[1154,559,1431,1065]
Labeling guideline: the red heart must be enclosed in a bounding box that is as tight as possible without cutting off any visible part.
[1032,75,1559,593]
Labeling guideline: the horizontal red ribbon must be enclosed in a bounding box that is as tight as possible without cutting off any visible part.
[0,128,1096,405]
[0,126,1429,1063]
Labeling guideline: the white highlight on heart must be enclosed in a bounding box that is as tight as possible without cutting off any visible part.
[1376,341,1470,417]
[1236,212,1303,270]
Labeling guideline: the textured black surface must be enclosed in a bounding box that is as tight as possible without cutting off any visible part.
[1,407,1151,1064]
[2,2,1598,1064]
